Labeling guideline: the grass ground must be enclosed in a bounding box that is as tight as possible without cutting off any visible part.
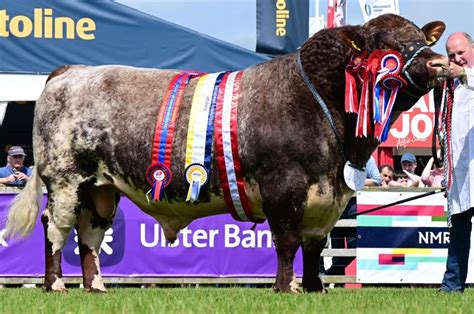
[0,287,473,314]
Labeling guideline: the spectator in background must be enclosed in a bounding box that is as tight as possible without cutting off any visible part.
[0,146,32,186]
[400,152,423,187]
[379,164,394,188]
[365,156,382,186]
[421,157,444,187]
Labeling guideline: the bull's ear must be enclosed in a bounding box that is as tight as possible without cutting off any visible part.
[339,30,365,53]
[421,21,446,47]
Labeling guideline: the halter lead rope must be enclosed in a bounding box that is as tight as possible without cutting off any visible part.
[401,44,431,92]
[296,50,349,165]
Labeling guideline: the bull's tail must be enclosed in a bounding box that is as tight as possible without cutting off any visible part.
[4,166,43,238]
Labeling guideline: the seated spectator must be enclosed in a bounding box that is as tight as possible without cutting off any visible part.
[400,152,424,187]
[0,146,32,186]
[421,157,444,187]
[388,170,410,187]
[365,156,382,187]
[379,164,394,188]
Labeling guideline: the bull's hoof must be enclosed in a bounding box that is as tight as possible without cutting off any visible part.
[43,286,68,293]
[43,276,68,293]
[272,284,301,294]
[302,282,327,293]
[303,287,328,293]
[84,287,107,293]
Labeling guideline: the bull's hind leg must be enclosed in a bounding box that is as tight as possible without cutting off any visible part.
[76,186,118,293]
[41,189,80,292]
[302,237,327,293]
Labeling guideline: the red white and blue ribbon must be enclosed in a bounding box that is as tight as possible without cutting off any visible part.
[147,72,196,201]
[355,60,372,138]
[345,52,366,113]
[214,71,264,223]
[372,50,406,142]
[347,50,407,142]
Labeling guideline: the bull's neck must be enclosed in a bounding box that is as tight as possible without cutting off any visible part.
[298,28,377,168]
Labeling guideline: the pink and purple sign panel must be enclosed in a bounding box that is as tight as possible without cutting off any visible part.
[0,194,304,277]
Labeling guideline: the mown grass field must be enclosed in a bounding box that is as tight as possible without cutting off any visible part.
[1,287,473,314]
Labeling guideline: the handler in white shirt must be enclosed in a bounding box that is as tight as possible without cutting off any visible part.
[440,32,474,293]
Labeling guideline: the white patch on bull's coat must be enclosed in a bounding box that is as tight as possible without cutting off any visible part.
[44,210,75,254]
[50,183,78,230]
[91,274,106,292]
[43,182,80,254]
[90,250,106,292]
[51,275,66,291]
[302,183,354,239]
[289,275,300,293]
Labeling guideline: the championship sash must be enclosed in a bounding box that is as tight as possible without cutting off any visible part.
[214,71,264,223]
[146,72,194,201]
[184,72,224,202]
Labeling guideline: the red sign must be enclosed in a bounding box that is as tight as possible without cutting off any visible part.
[380,93,437,148]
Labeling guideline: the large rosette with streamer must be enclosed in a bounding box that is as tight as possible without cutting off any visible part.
[344,52,367,114]
[372,50,407,142]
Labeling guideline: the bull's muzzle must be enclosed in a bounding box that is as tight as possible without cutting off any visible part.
[427,56,450,88]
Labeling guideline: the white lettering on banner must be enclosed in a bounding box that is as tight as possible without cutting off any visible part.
[140,223,273,249]
[418,231,450,244]
[275,0,290,36]
[0,229,8,247]
[224,225,273,248]
[385,93,435,148]
[391,114,433,139]
[140,224,219,248]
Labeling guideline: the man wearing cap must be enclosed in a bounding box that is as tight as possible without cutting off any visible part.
[400,152,423,187]
[0,146,32,186]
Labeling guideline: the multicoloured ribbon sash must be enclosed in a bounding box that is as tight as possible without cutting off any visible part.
[146,72,194,201]
[214,71,264,223]
[184,72,224,202]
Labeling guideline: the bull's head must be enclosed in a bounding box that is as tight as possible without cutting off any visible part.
[339,14,449,102]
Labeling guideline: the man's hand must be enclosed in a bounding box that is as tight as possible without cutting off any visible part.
[449,62,466,79]
[0,174,17,184]
[14,172,28,182]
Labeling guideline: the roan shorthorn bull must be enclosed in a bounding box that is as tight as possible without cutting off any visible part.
[6,14,449,293]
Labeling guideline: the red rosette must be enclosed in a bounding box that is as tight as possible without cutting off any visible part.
[145,163,172,187]
[381,72,407,90]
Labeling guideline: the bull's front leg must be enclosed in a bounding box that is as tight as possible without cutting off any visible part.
[302,237,327,292]
[270,218,303,293]
[261,171,307,293]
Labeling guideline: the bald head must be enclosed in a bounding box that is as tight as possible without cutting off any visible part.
[446,32,474,68]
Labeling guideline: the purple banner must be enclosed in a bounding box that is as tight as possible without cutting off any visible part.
[0,194,303,277]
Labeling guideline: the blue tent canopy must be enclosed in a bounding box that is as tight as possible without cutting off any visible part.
[0,0,270,74]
